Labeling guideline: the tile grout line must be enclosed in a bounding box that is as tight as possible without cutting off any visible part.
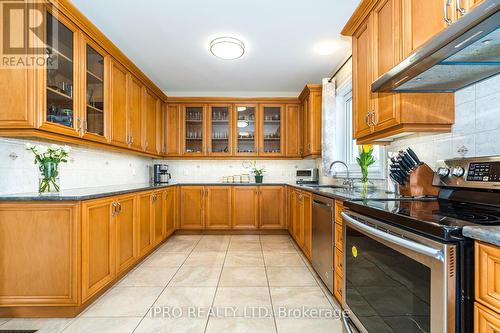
[202,235,231,333]
[130,235,203,333]
[261,235,279,333]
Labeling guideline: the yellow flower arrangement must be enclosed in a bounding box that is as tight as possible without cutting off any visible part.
[356,145,376,184]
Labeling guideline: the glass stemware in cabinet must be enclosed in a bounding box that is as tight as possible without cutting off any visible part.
[263,106,281,153]
[46,13,75,129]
[185,106,203,153]
[85,44,104,136]
[210,106,230,153]
[236,106,256,153]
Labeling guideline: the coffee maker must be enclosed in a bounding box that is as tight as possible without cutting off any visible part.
[152,164,171,184]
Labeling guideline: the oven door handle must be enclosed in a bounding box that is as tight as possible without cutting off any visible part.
[341,311,355,333]
[341,212,444,261]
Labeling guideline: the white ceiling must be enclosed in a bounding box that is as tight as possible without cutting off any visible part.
[71,0,359,97]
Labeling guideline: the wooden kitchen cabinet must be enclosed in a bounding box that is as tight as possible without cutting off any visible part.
[0,202,80,308]
[164,187,177,235]
[152,191,165,245]
[115,194,137,274]
[81,34,109,142]
[110,60,129,147]
[301,192,312,259]
[259,186,285,229]
[474,241,500,333]
[299,85,322,157]
[232,186,259,229]
[40,11,81,138]
[138,191,154,257]
[162,104,181,156]
[258,105,285,156]
[234,104,259,156]
[180,186,205,229]
[128,76,144,150]
[182,105,207,156]
[285,104,302,157]
[143,89,160,155]
[289,190,303,246]
[208,105,233,156]
[205,186,232,229]
[81,198,116,302]
[343,0,454,144]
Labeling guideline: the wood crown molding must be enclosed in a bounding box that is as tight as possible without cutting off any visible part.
[166,96,300,104]
[341,0,379,36]
[298,84,322,102]
[49,0,168,101]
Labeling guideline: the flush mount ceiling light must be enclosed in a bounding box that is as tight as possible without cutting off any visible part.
[210,37,245,60]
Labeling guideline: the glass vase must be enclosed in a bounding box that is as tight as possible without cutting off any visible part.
[38,162,61,194]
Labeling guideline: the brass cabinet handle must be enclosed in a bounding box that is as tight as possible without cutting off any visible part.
[444,0,453,25]
[111,202,118,216]
[117,202,122,214]
[456,0,466,16]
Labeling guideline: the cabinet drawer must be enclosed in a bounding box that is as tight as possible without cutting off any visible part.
[476,242,500,313]
[335,200,344,224]
[475,302,500,333]
[334,248,343,277]
[334,222,343,251]
[334,271,343,303]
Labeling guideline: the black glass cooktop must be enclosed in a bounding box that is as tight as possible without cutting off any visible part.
[345,199,500,241]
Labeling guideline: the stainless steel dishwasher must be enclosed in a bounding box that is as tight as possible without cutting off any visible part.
[312,194,334,294]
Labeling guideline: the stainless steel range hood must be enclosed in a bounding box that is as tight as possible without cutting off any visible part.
[372,0,500,93]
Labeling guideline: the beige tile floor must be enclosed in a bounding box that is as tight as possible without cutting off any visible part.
[0,234,343,333]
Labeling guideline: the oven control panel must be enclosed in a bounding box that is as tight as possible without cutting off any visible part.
[467,162,500,182]
[433,156,500,189]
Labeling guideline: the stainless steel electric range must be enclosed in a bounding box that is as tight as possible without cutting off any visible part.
[340,156,500,333]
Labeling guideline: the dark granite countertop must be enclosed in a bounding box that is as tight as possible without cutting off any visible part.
[462,226,500,247]
[0,182,396,202]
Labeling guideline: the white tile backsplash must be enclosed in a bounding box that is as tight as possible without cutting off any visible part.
[388,74,500,169]
[0,138,153,194]
[156,159,316,183]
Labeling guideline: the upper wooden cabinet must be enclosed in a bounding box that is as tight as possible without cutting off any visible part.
[208,105,232,156]
[162,104,181,156]
[299,85,322,157]
[0,1,167,157]
[143,89,160,155]
[343,0,455,144]
[181,105,206,156]
[285,104,302,157]
[41,11,81,138]
[259,105,285,156]
[235,104,258,156]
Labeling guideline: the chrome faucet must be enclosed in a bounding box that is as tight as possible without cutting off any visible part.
[328,161,354,189]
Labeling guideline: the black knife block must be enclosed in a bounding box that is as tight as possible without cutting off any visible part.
[399,164,439,197]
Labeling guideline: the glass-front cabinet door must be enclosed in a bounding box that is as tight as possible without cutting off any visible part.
[43,11,80,136]
[82,38,107,141]
[260,105,284,156]
[235,105,257,156]
[183,105,205,155]
[208,105,232,156]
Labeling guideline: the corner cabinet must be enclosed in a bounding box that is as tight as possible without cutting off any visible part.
[299,85,322,157]
[344,0,454,144]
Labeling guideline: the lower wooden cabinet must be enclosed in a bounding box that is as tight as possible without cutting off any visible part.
[232,186,259,229]
[288,189,312,259]
[164,187,177,235]
[259,186,285,229]
[180,186,205,229]
[138,191,154,257]
[115,194,137,274]
[152,191,165,245]
[334,271,343,302]
[0,202,80,308]
[205,186,232,229]
[81,198,116,302]
[475,302,500,333]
